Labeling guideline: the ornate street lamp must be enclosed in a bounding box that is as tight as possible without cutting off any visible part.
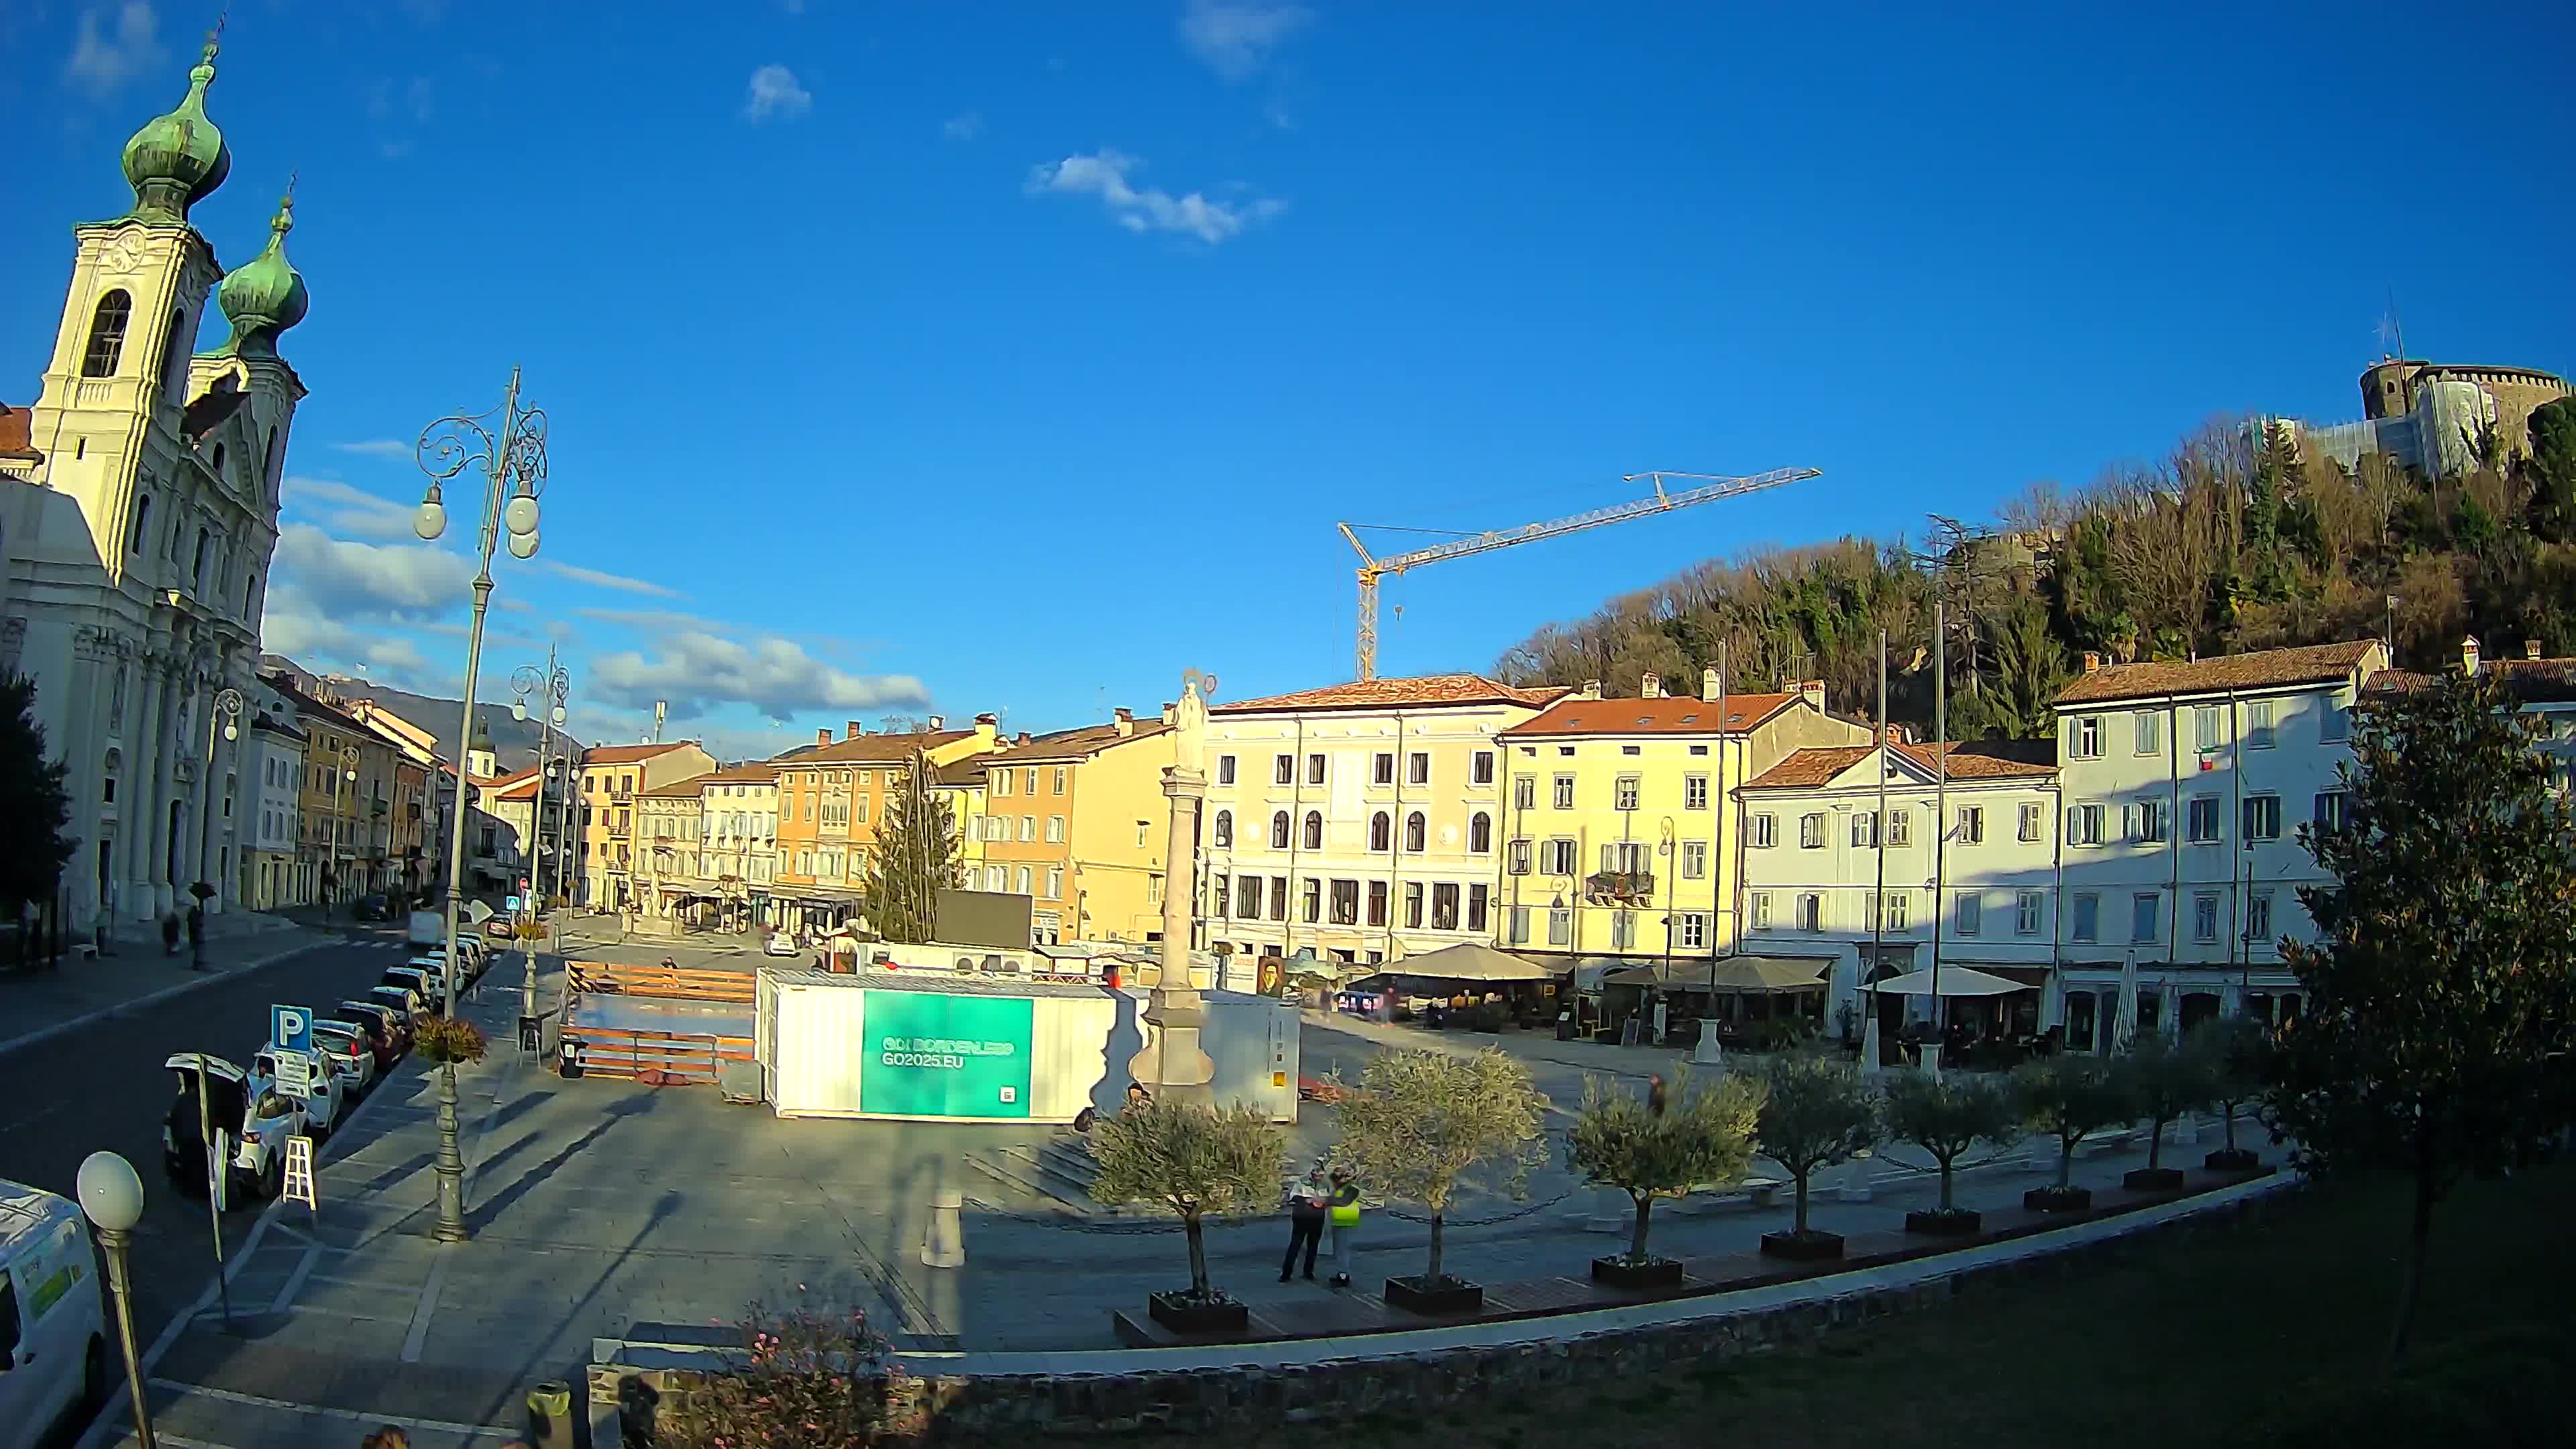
[189,685,242,963]
[77,1151,156,1449]
[414,368,547,1244]
[511,651,571,1038]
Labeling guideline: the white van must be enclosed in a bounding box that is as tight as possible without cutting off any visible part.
[0,1179,109,1443]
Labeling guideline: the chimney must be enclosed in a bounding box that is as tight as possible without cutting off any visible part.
[2526,639,2543,661]
[2082,651,2102,674]
[2461,635,2481,676]
[1161,700,1176,725]
[1799,679,1825,712]
[926,714,945,731]
[1112,706,1135,737]
[1578,680,1603,701]
[816,728,831,748]
[1015,731,1031,745]
[973,711,998,743]
[1640,672,1662,699]
[1701,666,1721,699]
[845,720,863,741]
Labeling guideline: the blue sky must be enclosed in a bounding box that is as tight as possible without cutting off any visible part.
[8,1,2573,761]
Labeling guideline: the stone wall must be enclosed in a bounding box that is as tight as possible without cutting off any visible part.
[597,1180,2303,1444]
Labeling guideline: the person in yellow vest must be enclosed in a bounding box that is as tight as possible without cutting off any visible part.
[1324,1167,1361,1287]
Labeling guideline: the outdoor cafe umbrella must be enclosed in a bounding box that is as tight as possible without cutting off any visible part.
[1864,965,2027,998]
[1387,941,1554,983]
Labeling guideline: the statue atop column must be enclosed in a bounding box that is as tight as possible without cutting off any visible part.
[1172,670,1208,777]
[1130,667,1218,1104]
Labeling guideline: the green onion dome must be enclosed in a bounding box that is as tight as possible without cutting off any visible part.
[213,190,308,357]
[120,38,230,225]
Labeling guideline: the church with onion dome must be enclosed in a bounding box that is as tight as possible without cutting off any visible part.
[0,32,313,936]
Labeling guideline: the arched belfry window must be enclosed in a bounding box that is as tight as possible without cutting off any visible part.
[83,290,133,377]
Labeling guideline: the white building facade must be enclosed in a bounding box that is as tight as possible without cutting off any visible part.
[237,675,307,910]
[1736,740,2061,1038]
[0,40,307,933]
[1200,674,1564,966]
[2049,640,2387,1050]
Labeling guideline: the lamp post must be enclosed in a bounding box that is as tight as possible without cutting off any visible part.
[333,744,358,914]
[77,1150,156,1449]
[511,653,570,1036]
[193,686,242,915]
[414,368,547,1244]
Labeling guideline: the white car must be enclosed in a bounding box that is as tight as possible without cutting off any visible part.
[765,930,799,957]
[0,1179,109,1443]
[162,1054,308,1205]
[309,1020,378,1094]
[253,1046,345,1138]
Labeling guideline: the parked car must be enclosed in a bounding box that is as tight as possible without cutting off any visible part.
[352,894,392,922]
[362,984,425,1029]
[309,1020,378,1094]
[400,957,456,1002]
[162,1054,306,1205]
[765,930,799,957]
[252,1046,344,1140]
[328,1002,406,1065]
[484,916,517,943]
[0,1178,110,1442]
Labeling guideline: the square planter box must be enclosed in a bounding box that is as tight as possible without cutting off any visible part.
[2204,1147,2261,1173]
[2023,1185,2093,1213]
[1384,1275,1483,1316]
[1146,1291,1248,1336]
[1758,1229,1845,1262]
[1903,1208,1983,1236]
[1590,1255,1686,1289]
[2123,1166,2186,1191]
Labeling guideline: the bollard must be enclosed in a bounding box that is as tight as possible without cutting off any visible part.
[922,1187,965,1269]
[526,1379,574,1446]
[1833,1152,1874,1203]
[1690,1018,1725,1067]
[1918,1042,1943,1083]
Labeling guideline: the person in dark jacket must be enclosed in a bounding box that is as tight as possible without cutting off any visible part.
[1280,1169,1327,1281]
[1647,1073,1668,1116]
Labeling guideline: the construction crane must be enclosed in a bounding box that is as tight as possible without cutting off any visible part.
[1336,467,1821,681]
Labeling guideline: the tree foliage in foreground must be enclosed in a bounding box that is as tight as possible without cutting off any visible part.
[1328,1048,1550,1286]
[1752,1053,1880,1236]
[1883,1071,2021,1213]
[1564,1067,1765,1263]
[2268,667,2576,1360]
[0,673,74,913]
[1087,1099,1285,1303]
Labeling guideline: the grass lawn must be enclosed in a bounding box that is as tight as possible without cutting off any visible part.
[1179,1163,2573,1449]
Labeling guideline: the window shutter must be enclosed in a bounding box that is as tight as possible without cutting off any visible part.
[1598,843,1613,872]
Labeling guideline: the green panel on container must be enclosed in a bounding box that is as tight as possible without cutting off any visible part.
[860,991,1034,1118]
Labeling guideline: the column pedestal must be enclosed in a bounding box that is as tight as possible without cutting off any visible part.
[1128,766,1215,1104]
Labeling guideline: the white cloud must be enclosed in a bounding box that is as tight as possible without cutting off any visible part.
[589,632,928,723]
[543,560,681,598]
[330,439,413,460]
[942,110,983,142]
[260,586,448,692]
[1179,1,1311,80]
[573,605,727,632]
[66,3,166,98]
[742,64,812,122]
[280,475,420,541]
[1026,150,1282,245]
[270,523,475,619]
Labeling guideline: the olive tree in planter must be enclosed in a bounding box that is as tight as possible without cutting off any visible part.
[2190,1016,2271,1171]
[1564,1067,1764,1288]
[2121,1031,2216,1190]
[2012,1054,2137,1212]
[1884,1071,2019,1236]
[1087,1099,1286,1335]
[1752,1053,1880,1261]
[1328,1047,1550,1316]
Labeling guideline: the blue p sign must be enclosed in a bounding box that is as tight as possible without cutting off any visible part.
[272,1004,313,1055]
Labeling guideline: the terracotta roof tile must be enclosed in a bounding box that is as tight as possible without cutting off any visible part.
[702,763,781,784]
[640,773,713,798]
[2055,641,2382,706]
[0,401,39,461]
[2367,657,2576,704]
[1501,693,1801,738]
[1744,740,2058,791]
[984,720,1171,763]
[784,730,971,765]
[578,741,705,767]
[1214,674,1568,715]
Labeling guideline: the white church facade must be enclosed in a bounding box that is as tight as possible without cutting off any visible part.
[0,35,309,934]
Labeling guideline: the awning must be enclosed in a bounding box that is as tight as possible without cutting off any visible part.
[1603,955,1829,992]
[1373,941,1553,983]
[1866,965,2030,998]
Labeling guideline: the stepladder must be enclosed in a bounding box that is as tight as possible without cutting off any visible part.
[283,1134,317,1211]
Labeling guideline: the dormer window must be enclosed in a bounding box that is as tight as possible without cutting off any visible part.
[82,290,132,376]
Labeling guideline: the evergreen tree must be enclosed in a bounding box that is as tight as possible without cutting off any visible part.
[0,673,76,918]
[2524,395,2576,543]
[2269,668,2576,1361]
[860,749,960,944]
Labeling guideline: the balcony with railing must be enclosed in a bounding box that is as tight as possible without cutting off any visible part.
[1583,869,1656,906]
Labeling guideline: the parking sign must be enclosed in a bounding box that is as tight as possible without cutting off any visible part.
[272,1004,313,1055]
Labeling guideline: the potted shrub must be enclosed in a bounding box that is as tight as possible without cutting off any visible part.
[1085,1099,1285,1335]
[1753,1053,1880,1260]
[1884,1071,2019,1235]
[1329,1047,1550,1315]
[2013,1055,2137,1212]
[2191,1016,2271,1171]
[2122,1030,2216,1190]
[1564,1067,1764,1288]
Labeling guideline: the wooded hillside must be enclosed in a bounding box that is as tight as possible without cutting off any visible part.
[1493,399,2576,741]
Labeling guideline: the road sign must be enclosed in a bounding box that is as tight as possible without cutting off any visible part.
[506,895,523,913]
[274,1051,313,1099]
[272,1004,313,1056]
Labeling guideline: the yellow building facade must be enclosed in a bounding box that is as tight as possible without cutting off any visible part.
[1495,672,1868,965]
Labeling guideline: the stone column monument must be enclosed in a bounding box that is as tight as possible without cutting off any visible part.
[1128,672,1217,1104]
